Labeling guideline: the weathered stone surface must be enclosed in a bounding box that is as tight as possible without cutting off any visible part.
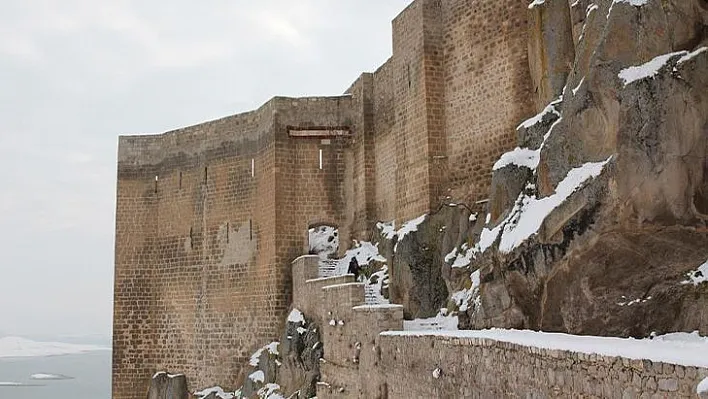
[147,373,188,399]
[528,0,575,110]
[464,0,708,336]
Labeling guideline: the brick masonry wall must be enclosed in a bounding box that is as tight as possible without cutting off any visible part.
[114,96,355,398]
[365,0,535,225]
[440,0,535,205]
[114,105,277,398]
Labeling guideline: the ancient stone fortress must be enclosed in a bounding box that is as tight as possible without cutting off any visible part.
[113,0,708,398]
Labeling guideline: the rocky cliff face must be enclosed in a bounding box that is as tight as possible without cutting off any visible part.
[380,0,708,339]
[458,0,708,337]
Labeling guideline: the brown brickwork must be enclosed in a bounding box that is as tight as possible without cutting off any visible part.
[114,0,537,396]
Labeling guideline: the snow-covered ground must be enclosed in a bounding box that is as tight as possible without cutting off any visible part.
[0,336,109,358]
[382,328,708,368]
[30,373,74,380]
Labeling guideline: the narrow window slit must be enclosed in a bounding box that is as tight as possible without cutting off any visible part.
[179,171,183,189]
[204,167,208,183]
[154,175,158,193]
[251,158,255,177]
[319,149,323,170]
[189,227,194,249]
[249,219,253,241]
[226,223,230,243]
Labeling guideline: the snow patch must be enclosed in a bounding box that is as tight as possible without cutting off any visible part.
[516,99,561,130]
[608,0,649,18]
[677,46,708,65]
[493,147,540,171]
[451,270,481,312]
[249,342,279,367]
[377,221,396,240]
[366,265,390,305]
[698,377,708,395]
[30,373,74,380]
[681,259,708,286]
[382,329,708,368]
[481,158,611,253]
[528,0,546,9]
[335,240,387,275]
[394,214,427,252]
[618,51,687,86]
[0,336,109,359]
[404,311,459,331]
[258,383,285,399]
[308,225,338,259]
[572,77,585,95]
[249,370,265,383]
[287,309,305,324]
[194,386,235,399]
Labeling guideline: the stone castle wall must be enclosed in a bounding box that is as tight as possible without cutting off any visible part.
[114,97,355,398]
[288,256,708,399]
[114,0,539,396]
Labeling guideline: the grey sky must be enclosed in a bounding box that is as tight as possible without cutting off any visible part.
[0,0,411,338]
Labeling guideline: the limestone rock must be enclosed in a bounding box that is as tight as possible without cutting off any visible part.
[528,0,575,110]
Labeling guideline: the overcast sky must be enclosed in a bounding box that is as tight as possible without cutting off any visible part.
[0,0,411,339]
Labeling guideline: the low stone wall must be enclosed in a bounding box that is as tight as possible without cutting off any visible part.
[375,334,708,398]
[293,256,708,398]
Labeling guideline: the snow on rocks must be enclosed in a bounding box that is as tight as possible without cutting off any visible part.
[495,99,562,172]
[249,342,280,367]
[367,265,390,305]
[194,386,235,399]
[451,270,481,313]
[493,147,540,171]
[334,240,387,275]
[287,308,305,324]
[677,47,708,65]
[257,383,285,399]
[480,157,611,253]
[516,98,561,130]
[608,0,649,18]
[393,214,428,252]
[308,225,338,258]
[698,377,708,396]
[681,259,708,286]
[383,329,708,368]
[376,221,396,240]
[249,370,265,383]
[528,0,546,9]
[618,51,687,86]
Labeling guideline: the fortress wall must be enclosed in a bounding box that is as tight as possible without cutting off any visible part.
[440,0,535,205]
[377,334,708,398]
[343,74,377,240]
[389,0,439,224]
[114,103,279,397]
[273,96,355,265]
[372,59,397,223]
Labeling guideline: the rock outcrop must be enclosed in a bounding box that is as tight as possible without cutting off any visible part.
[456,0,708,337]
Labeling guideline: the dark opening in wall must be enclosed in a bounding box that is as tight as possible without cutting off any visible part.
[189,227,194,250]
[179,171,183,189]
[204,167,208,183]
[407,63,412,88]
[226,222,230,244]
[154,176,158,193]
[249,219,253,241]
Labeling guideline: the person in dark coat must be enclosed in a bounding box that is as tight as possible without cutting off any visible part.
[348,257,360,280]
